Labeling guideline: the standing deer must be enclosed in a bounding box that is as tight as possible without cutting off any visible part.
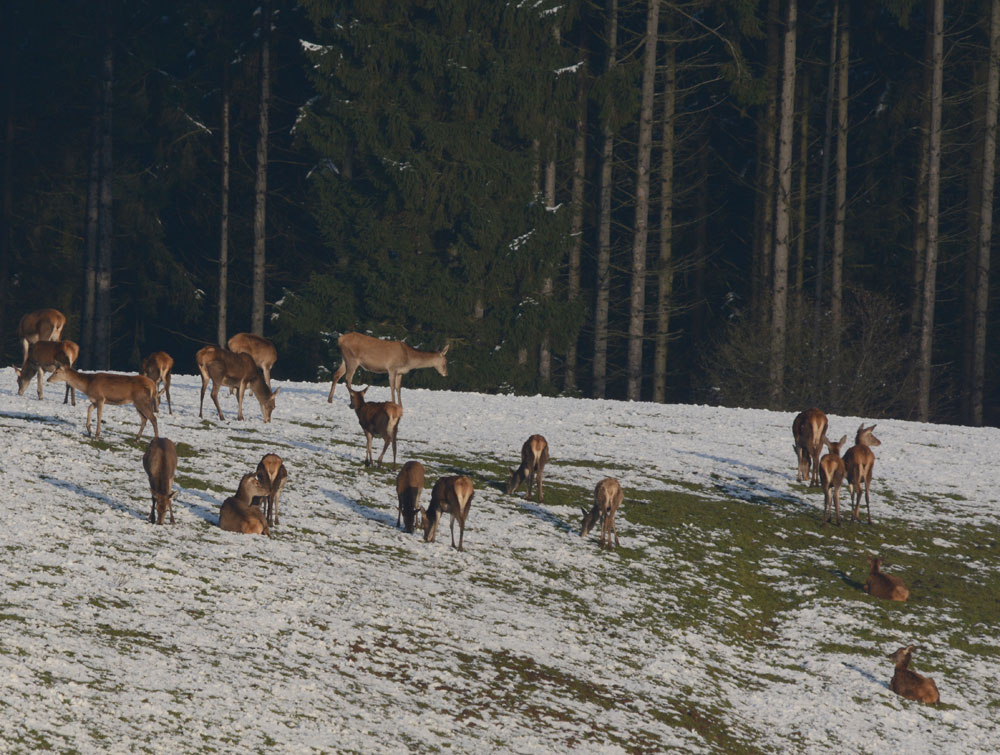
[423,475,474,551]
[17,308,66,363]
[819,434,848,526]
[141,351,175,415]
[143,437,178,525]
[195,346,280,422]
[506,434,549,502]
[864,556,909,601]
[47,364,158,441]
[347,386,402,469]
[580,477,624,549]
[254,453,288,527]
[13,339,79,405]
[888,646,940,704]
[228,333,277,388]
[396,460,425,533]
[792,408,828,487]
[843,423,881,524]
[328,332,448,406]
[219,472,271,536]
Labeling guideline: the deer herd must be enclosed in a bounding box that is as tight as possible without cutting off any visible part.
[10,307,941,706]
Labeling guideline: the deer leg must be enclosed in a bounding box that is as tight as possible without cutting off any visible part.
[833,484,842,526]
[36,368,44,400]
[199,373,209,418]
[236,382,246,420]
[327,360,347,402]
[164,373,173,415]
[210,381,226,421]
[864,479,873,524]
[537,466,544,502]
[150,497,157,524]
[95,400,105,439]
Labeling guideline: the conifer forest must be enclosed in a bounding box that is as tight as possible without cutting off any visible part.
[3,0,999,426]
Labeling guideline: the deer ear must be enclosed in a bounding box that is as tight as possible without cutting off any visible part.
[272,387,282,397]
[12,365,20,376]
[838,435,847,446]
[440,344,450,355]
[170,490,178,500]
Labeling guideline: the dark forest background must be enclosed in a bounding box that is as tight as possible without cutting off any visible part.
[2,0,998,426]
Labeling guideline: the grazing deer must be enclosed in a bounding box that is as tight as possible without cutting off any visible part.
[396,461,425,533]
[47,364,158,441]
[423,475,474,551]
[865,556,909,602]
[141,351,175,415]
[506,434,549,503]
[13,339,79,405]
[254,453,288,527]
[843,423,881,524]
[819,434,848,526]
[328,332,448,406]
[195,346,280,423]
[888,646,940,704]
[347,386,402,469]
[219,472,271,536]
[17,308,66,363]
[581,477,624,549]
[143,437,178,525]
[792,408,828,487]
[228,333,277,388]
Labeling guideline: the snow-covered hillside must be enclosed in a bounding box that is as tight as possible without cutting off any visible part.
[1,370,998,753]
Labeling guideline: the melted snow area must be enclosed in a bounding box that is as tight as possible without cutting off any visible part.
[1,371,998,752]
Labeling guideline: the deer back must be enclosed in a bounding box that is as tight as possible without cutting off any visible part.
[256,454,287,491]
[143,438,178,496]
[228,333,277,370]
[865,558,909,601]
[141,351,174,381]
[888,647,939,703]
[582,477,622,536]
[17,308,66,341]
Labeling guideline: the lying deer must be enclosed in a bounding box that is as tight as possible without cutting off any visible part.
[143,437,178,525]
[17,308,66,363]
[423,475,474,551]
[328,332,448,406]
[580,477,624,549]
[506,434,549,503]
[14,339,79,405]
[219,472,271,536]
[793,408,828,487]
[141,351,175,415]
[254,453,288,527]
[228,332,277,388]
[888,646,940,704]
[196,345,280,422]
[396,460,425,534]
[865,556,909,602]
[347,386,402,469]
[819,434,848,526]
[843,423,881,524]
[47,364,158,440]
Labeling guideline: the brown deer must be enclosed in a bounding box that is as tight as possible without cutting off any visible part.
[143,437,178,525]
[47,364,158,441]
[13,339,79,405]
[219,472,271,536]
[195,346,280,422]
[423,475,474,551]
[888,646,940,704]
[865,556,909,602]
[506,434,549,502]
[140,351,175,415]
[843,423,881,524]
[792,408,828,487]
[347,386,402,469]
[396,460,425,533]
[17,308,66,363]
[254,453,288,527]
[328,332,448,406]
[228,333,278,388]
[819,434,848,526]
[580,477,624,549]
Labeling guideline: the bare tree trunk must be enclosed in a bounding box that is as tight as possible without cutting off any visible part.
[768,0,797,407]
[971,0,1000,426]
[539,145,556,384]
[592,0,618,398]
[251,1,270,337]
[962,60,985,422]
[754,0,781,319]
[564,57,587,393]
[813,0,838,335]
[95,14,113,370]
[691,134,708,350]
[917,0,944,422]
[910,15,933,334]
[626,0,661,401]
[83,109,99,368]
[217,65,230,347]
[831,0,849,344]
[1,16,12,362]
[795,71,808,310]
[653,38,676,404]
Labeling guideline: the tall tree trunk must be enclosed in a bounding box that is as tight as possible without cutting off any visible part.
[251,1,271,337]
[768,0,797,407]
[917,0,944,422]
[83,109,99,369]
[831,0,849,345]
[1,16,13,362]
[794,71,808,311]
[813,0,838,338]
[539,129,557,384]
[95,15,113,370]
[653,38,676,404]
[962,60,986,422]
[626,0,661,401]
[971,0,1000,426]
[564,57,587,393]
[910,12,934,335]
[218,65,231,347]
[592,0,618,398]
[754,0,781,319]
